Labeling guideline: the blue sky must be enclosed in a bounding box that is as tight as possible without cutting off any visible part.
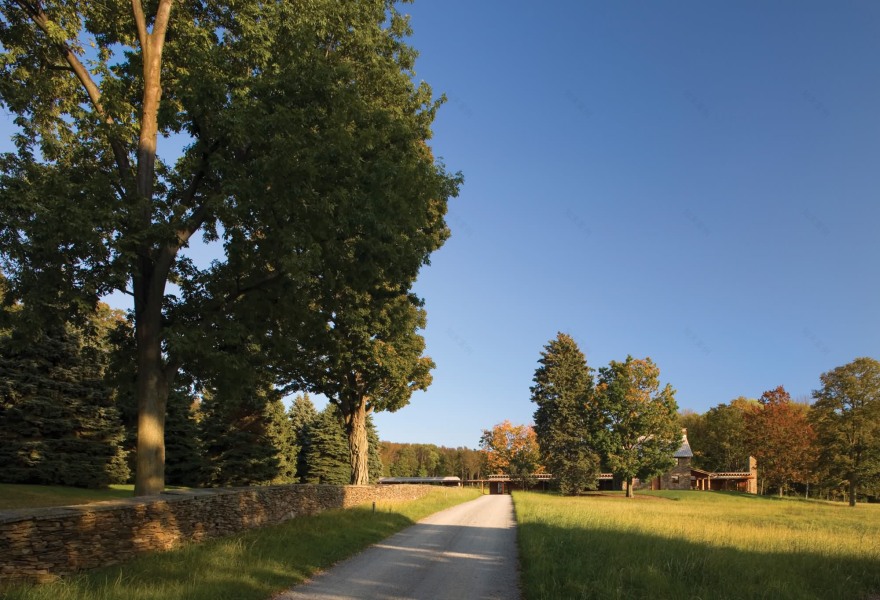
[370,1,880,447]
[3,2,878,449]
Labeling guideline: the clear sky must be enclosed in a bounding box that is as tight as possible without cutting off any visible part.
[2,2,878,450]
[369,0,880,448]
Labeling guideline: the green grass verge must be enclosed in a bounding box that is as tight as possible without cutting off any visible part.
[0,484,138,510]
[514,490,880,600]
[2,487,481,600]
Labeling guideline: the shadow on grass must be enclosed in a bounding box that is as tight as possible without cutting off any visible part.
[1,507,419,600]
[518,520,880,600]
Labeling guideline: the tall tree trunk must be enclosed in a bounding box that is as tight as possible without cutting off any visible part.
[345,398,370,485]
[626,477,634,498]
[133,281,169,496]
[849,479,857,507]
[130,0,174,497]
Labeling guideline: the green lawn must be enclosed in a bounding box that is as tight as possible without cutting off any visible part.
[0,484,137,510]
[514,490,880,600]
[2,487,481,600]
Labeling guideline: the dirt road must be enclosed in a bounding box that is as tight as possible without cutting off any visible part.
[275,494,521,600]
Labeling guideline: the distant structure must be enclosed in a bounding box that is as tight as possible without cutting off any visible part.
[378,476,462,487]
[478,430,758,494]
[600,430,758,494]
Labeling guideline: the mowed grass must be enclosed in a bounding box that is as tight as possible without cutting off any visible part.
[514,490,880,600]
[2,487,481,600]
[0,484,137,510]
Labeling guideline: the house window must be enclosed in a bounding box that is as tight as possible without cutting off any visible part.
[671,475,679,484]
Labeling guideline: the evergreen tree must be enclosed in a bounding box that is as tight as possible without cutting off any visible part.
[199,375,294,487]
[367,418,384,484]
[0,313,129,488]
[301,405,351,485]
[265,396,297,484]
[163,385,205,487]
[300,404,383,485]
[530,333,601,495]
[289,393,319,481]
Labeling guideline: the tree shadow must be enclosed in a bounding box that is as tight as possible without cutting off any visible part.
[277,508,520,599]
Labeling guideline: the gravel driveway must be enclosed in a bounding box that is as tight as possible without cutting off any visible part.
[275,494,521,600]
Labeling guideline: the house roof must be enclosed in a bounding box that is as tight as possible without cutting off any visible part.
[673,430,694,458]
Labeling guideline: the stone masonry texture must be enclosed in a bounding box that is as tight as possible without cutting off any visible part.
[0,484,435,584]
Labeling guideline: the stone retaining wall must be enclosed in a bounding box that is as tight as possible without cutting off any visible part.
[0,483,435,584]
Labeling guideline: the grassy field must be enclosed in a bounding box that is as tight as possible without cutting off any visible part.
[2,487,481,600]
[0,484,138,510]
[515,490,880,600]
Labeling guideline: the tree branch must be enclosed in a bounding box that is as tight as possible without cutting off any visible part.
[175,140,222,247]
[13,0,132,182]
[130,0,149,54]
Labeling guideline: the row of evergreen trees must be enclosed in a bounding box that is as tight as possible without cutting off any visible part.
[0,298,382,488]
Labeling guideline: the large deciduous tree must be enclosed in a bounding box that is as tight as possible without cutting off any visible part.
[811,358,880,506]
[694,398,755,473]
[480,420,542,487]
[595,356,679,498]
[0,1,459,494]
[745,386,817,496]
[292,291,436,485]
[530,332,601,495]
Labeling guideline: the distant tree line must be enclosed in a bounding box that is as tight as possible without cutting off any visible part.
[379,442,484,480]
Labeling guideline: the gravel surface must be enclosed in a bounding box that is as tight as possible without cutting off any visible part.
[275,494,521,600]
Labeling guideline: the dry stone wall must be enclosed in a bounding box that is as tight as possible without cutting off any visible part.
[0,484,435,584]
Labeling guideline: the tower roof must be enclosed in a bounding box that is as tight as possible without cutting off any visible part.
[673,429,694,458]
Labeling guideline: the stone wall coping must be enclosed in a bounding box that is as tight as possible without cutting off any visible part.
[0,483,378,526]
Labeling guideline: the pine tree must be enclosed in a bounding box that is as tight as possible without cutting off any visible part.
[199,379,293,487]
[163,386,205,487]
[301,405,351,485]
[0,317,130,488]
[299,404,383,485]
[367,417,384,483]
[289,394,319,481]
[530,333,600,495]
[265,396,297,484]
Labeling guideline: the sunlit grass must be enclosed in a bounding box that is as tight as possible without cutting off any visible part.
[514,490,880,600]
[1,487,481,600]
[0,484,138,510]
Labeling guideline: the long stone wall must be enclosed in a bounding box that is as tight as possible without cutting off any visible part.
[0,483,436,584]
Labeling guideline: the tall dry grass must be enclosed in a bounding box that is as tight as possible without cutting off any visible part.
[515,490,880,600]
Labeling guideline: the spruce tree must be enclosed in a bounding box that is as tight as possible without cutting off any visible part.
[0,317,130,488]
[530,333,601,495]
[300,405,351,485]
[199,378,293,486]
[289,394,319,481]
[367,417,384,483]
[163,386,205,487]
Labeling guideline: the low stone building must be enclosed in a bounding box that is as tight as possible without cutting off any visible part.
[645,430,757,493]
